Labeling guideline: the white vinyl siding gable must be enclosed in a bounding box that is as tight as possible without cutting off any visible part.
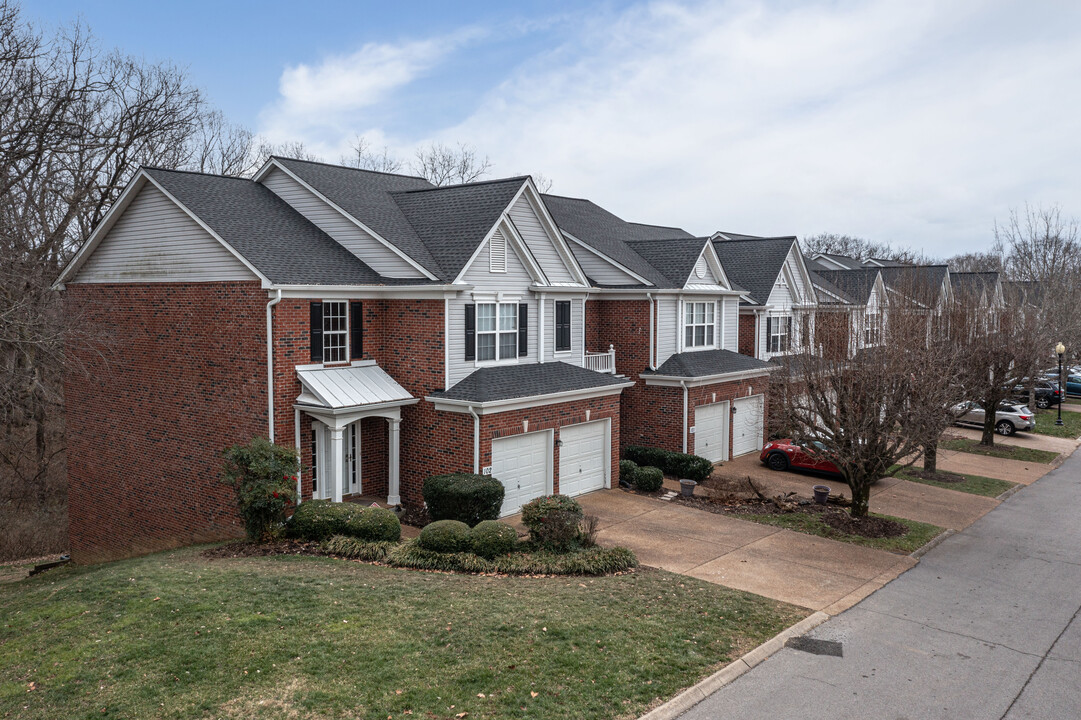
[508,195,577,284]
[259,168,425,278]
[461,231,534,286]
[73,184,253,283]
[542,297,584,362]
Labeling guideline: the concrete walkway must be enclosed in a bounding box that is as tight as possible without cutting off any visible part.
[712,453,999,531]
[678,440,1081,720]
[949,425,1080,455]
[577,491,916,613]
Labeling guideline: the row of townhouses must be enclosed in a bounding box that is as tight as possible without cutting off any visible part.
[55,159,1011,560]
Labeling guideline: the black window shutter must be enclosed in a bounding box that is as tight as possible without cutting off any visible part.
[518,303,528,357]
[350,301,363,360]
[464,304,476,361]
[556,300,571,352]
[310,301,324,362]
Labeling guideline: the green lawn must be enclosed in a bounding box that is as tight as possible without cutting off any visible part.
[0,547,804,720]
[1034,409,1081,439]
[891,468,1017,498]
[738,511,943,554]
[940,437,1060,464]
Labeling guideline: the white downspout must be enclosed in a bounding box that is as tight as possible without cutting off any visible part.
[647,293,657,370]
[468,405,481,473]
[294,407,302,504]
[266,289,282,442]
[680,379,689,454]
[581,293,589,365]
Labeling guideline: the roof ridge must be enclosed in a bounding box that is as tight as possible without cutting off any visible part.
[625,220,687,232]
[142,166,252,182]
[272,155,431,183]
[392,175,530,195]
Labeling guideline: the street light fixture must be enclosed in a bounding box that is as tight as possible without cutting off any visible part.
[1056,342,1066,426]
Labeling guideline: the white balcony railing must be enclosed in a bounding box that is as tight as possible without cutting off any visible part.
[584,345,616,374]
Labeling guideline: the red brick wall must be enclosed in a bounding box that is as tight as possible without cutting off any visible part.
[738,312,757,357]
[477,395,622,494]
[64,282,268,563]
[816,310,851,361]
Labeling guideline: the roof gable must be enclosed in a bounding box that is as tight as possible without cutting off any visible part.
[713,236,798,306]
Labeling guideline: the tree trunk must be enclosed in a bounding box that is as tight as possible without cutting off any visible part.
[849,480,870,518]
[924,441,938,474]
[981,411,996,447]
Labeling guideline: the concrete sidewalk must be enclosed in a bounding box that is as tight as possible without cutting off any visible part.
[948,425,1079,455]
[677,440,1081,720]
[576,491,916,614]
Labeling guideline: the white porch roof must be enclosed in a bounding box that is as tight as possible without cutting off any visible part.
[296,361,413,409]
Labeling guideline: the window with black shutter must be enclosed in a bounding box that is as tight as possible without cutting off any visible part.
[310,301,323,362]
[518,303,528,356]
[555,300,571,352]
[465,304,476,360]
[350,301,363,360]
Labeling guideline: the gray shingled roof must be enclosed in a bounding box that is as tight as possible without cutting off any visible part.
[711,236,796,306]
[272,157,443,276]
[807,269,856,305]
[624,237,714,288]
[811,268,881,305]
[814,253,866,270]
[643,349,774,378]
[542,194,693,287]
[878,265,950,303]
[430,362,630,403]
[950,271,999,302]
[391,178,529,281]
[145,168,392,286]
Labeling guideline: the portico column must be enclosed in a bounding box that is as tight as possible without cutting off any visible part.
[388,418,401,506]
[329,426,344,503]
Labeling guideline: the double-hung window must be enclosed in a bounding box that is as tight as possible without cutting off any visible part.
[322,301,348,363]
[767,315,791,353]
[684,301,715,348]
[476,302,518,362]
[864,312,881,346]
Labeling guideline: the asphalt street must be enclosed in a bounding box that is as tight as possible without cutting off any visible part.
[681,447,1081,720]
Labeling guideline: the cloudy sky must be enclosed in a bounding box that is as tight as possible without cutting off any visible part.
[26,0,1081,256]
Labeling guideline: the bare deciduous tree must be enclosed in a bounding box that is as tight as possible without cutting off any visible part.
[411,141,491,186]
[943,250,1003,273]
[340,135,403,174]
[802,233,928,265]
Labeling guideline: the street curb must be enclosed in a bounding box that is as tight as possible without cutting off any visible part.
[910,528,955,559]
[637,611,830,720]
[996,482,1026,502]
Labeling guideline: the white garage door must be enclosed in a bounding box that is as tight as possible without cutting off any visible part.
[732,395,764,457]
[694,402,729,463]
[492,431,551,516]
[558,420,608,497]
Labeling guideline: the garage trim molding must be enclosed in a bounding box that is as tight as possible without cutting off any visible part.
[424,382,632,415]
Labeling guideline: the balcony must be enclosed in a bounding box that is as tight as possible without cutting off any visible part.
[584,345,616,374]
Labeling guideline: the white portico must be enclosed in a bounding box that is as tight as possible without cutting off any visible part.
[294,361,417,506]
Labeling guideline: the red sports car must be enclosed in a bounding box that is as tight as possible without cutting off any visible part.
[760,439,842,476]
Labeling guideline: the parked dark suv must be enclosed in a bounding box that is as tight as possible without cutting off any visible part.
[1011,379,1062,409]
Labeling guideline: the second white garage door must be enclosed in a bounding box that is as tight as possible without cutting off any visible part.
[492,431,551,516]
[558,420,608,497]
[732,395,764,457]
[694,402,729,463]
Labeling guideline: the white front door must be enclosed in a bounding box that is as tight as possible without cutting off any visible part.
[492,431,551,516]
[732,395,764,457]
[311,421,359,500]
[558,420,608,497]
[694,402,729,463]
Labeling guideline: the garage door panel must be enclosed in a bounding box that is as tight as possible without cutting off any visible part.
[694,402,728,463]
[732,395,764,457]
[558,421,608,498]
[492,432,550,516]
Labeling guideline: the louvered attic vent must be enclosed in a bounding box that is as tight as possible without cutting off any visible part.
[490,232,507,273]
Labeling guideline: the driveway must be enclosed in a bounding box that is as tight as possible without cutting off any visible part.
[679,436,1081,720]
[575,491,916,613]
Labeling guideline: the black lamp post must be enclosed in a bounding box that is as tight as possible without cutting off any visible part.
[1056,342,1065,426]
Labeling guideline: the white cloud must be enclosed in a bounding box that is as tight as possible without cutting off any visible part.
[259,0,1081,256]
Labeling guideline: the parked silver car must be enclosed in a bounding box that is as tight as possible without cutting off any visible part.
[952,401,1035,436]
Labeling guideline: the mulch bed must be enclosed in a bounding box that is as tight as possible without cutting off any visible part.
[904,468,966,484]
[673,494,907,539]
[202,539,323,559]
[396,505,430,528]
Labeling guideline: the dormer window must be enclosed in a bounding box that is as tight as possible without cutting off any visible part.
[684,301,716,348]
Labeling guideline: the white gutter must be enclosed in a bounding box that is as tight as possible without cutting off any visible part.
[680,379,689,454]
[468,405,481,473]
[266,289,282,442]
[643,367,775,387]
[294,407,302,504]
[647,292,657,370]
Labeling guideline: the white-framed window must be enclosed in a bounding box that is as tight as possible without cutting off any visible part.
[767,315,791,353]
[477,302,518,362]
[864,311,882,346]
[322,301,348,363]
[684,301,716,348]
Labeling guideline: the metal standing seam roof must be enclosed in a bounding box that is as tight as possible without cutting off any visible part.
[711,236,798,306]
[296,363,414,409]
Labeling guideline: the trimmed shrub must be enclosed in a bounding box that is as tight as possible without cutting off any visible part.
[320,535,397,561]
[417,519,472,553]
[287,500,401,542]
[470,520,519,558]
[624,446,713,482]
[220,437,299,541]
[633,465,664,492]
[619,459,638,484]
[387,542,638,575]
[521,494,584,552]
[423,473,505,526]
